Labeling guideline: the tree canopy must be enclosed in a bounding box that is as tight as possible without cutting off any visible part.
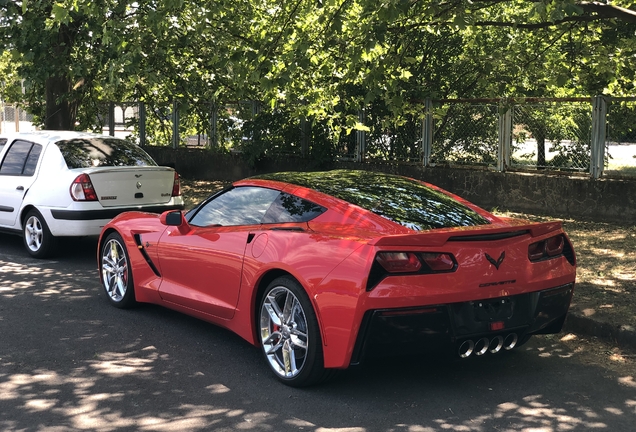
[1,0,635,130]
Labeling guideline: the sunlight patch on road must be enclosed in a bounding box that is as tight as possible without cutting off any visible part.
[206,383,230,394]
[315,428,366,432]
[618,376,636,388]
[0,259,92,299]
[605,407,624,415]
[0,364,288,431]
[430,394,610,431]
[0,261,53,296]
[24,398,57,411]
[90,350,158,376]
[284,417,316,427]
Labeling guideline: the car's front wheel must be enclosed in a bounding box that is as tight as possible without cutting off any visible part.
[100,232,136,309]
[22,209,57,258]
[259,276,332,387]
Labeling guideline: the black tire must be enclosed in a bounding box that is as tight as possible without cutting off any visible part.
[258,276,333,387]
[22,209,57,258]
[100,232,137,309]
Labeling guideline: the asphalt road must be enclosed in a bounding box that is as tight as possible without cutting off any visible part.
[1,233,635,431]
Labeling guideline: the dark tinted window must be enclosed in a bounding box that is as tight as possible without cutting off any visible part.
[256,170,490,231]
[262,192,326,223]
[0,140,41,176]
[0,138,6,153]
[189,186,280,227]
[56,137,157,168]
[23,144,42,176]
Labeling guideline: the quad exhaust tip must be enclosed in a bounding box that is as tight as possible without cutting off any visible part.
[458,333,519,358]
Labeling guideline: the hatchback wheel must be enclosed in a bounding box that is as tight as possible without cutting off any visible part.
[101,232,136,308]
[22,209,56,258]
[259,276,332,387]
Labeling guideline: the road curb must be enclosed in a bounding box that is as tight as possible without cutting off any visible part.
[564,313,636,352]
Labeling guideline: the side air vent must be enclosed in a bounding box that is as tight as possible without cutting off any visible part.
[134,234,161,277]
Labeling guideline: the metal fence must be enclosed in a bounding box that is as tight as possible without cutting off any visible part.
[605,98,636,177]
[4,96,636,179]
[0,103,37,134]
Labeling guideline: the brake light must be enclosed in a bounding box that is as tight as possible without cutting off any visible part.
[546,235,564,256]
[528,241,545,261]
[421,252,456,271]
[368,251,457,290]
[172,172,181,197]
[376,252,422,273]
[528,234,565,261]
[375,252,457,274]
[70,174,97,201]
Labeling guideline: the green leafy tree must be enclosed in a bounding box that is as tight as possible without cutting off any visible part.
[3,0,636,149]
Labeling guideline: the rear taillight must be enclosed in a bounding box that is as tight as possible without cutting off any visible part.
[172,172,181,197]
[546,235,564,256]
[375,252,456,274]
[421,252,456,271]
[376,252,422,273]
[70,174,97,201]
[528,234,566,262]
[368,251,457,290]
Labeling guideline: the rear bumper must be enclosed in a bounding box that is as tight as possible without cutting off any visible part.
[42,203,184,237]
[50,204,184,221]
[350,283,574,364]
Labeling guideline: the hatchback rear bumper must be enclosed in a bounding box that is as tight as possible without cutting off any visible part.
[350,283,574,365]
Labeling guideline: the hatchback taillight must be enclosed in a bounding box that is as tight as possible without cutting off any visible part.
[368,251,457,290]
[70,174,97,201]
[528,234,566,261]
[421,252,456,272]
[376,252,422,273]
[375,252,456,274]
[172,172,181,197]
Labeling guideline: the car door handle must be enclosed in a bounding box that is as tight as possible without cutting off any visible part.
[16,186,24,191]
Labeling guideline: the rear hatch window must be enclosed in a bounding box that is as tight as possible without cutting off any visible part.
[56,137,157,168]
[256,170,490,231]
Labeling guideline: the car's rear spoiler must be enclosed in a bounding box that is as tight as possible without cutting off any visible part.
[369,221,563,247]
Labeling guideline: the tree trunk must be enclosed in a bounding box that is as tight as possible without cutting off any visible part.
[45,76,78,130]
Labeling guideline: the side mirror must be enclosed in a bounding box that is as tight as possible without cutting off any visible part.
[160,210,184,226]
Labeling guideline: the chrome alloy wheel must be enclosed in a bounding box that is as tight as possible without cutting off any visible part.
[260,286,309,379]
[24,214,44,252]
[101,238,129,303]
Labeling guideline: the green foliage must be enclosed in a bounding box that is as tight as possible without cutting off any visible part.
[607,101,636,142]
[2,0,636,161]
[0,51,23,103]
[512,102,591,169]
[237,108,303,168]
[431,104,500,166]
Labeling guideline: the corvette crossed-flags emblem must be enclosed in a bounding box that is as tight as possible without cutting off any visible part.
[485,251,506,270]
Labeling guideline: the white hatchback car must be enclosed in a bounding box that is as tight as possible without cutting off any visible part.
[0,131,185,258]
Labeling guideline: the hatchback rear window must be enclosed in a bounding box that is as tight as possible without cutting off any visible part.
[256,170,490,231]
[56,137,157,168]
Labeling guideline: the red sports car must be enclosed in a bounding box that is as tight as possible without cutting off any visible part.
[97,170,576,386]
